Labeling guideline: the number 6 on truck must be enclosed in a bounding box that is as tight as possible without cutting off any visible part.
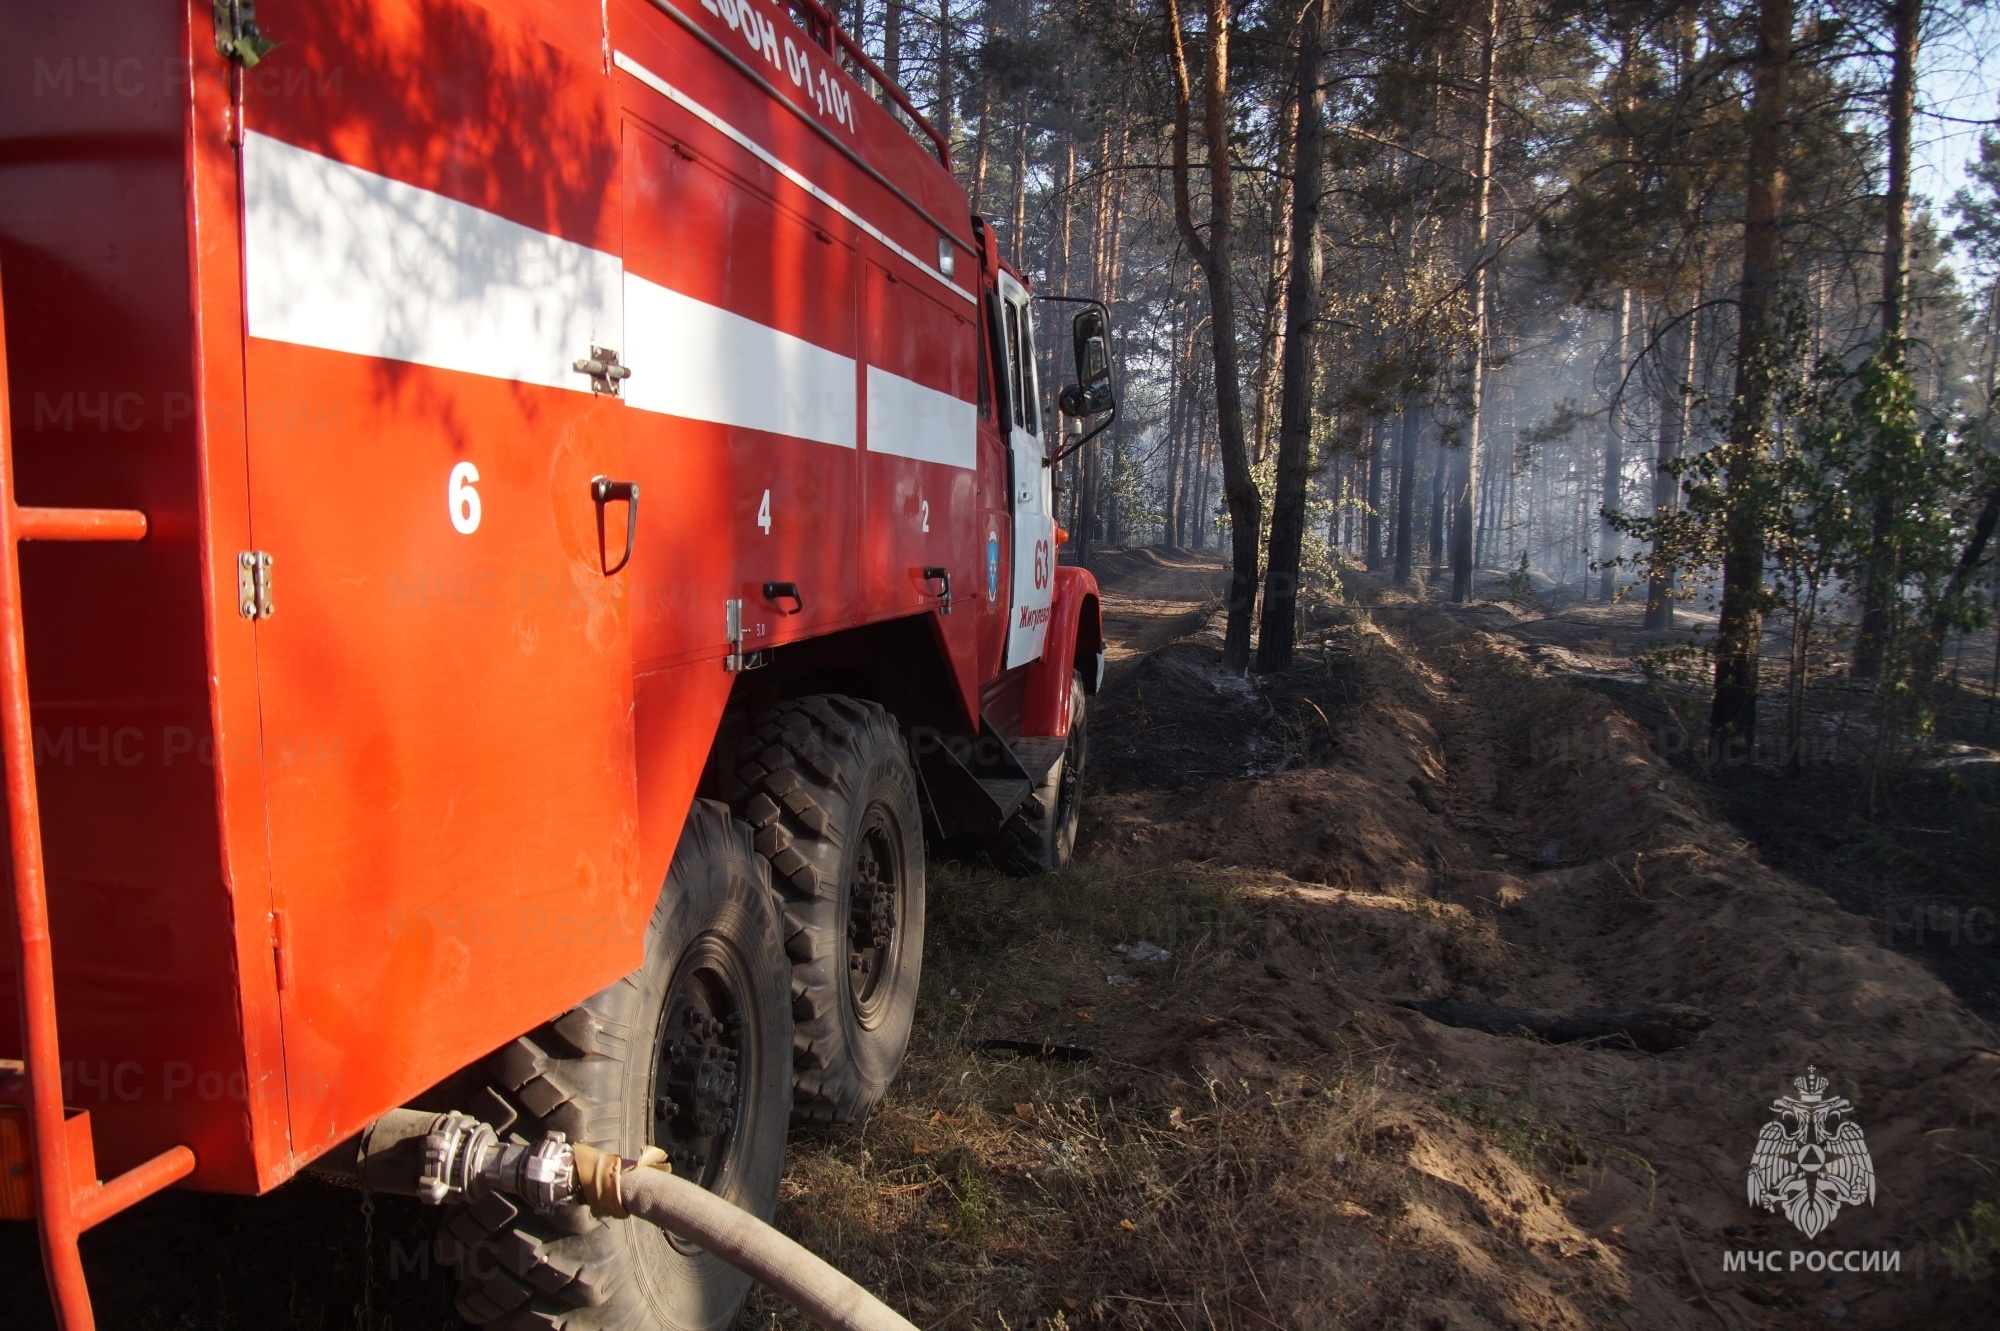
[449,461,481,534]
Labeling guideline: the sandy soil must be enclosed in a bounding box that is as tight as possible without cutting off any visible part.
[1076,547,1232,686]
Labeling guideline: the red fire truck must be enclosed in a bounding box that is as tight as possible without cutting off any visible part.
[0,1,1115,1326]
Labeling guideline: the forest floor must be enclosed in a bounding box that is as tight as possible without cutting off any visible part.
[749,550,1999,1331]
[7,548,1997,1330]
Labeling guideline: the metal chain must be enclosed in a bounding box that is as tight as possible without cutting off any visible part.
[359,1184,376,1331]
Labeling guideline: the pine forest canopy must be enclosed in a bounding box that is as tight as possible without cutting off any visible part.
[843,0,2000,746]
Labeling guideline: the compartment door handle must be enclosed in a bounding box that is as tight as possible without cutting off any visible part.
[591,477,640,576]
[762,581,804,616]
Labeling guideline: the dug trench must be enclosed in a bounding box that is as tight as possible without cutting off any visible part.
[4,546,1995,1329]
[749,551,2000,1330]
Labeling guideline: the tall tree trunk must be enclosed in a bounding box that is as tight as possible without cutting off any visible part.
[1926,287,2000,643]
[1193,411,1215,550]
[1185,337,1209,544]
[934,0,954,144]
[1075,126,1113,566]
[1367,416,1385,570]
[1449,0,1501,602]
[1164,293,1186,544]
[1599,290,1630,601]
[1710,0,1794,749]
[1054,132,1075,294]
[1331,457,1346,552]
[1047,125,1075,543]
[969,42,993,213]
[1645,298,1698,629]
[1500,392,1515,564]
[1256,0,1327,672]
[1394,396,1420,586]
[1854,0,1922,679]
[884,0,902,83]
[1099,127,1130,542]
[1429,434,1447,575]
[1932,484,2000,640]
[1008,98,1029,265]
[1168,0,1261,670]
[1253,92,1300,467]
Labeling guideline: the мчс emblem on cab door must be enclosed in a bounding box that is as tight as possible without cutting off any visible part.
[1747,1066,1875,1239]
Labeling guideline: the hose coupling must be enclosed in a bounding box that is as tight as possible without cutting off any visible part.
[415,1112,577,1214]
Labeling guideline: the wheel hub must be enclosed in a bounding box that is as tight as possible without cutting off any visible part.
[849,843,895,966]
[847,812,902,1012]
[656,1005,741,1179]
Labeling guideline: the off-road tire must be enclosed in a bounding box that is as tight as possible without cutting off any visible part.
[722,695,925,1125]
[439,800,792,1331]
[992,672,1087,875]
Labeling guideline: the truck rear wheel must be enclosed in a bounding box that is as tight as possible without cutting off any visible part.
[440,800,792,1331]
[992,671,1088,875]
[724,695,924,1124]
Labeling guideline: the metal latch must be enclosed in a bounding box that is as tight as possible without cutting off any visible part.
[923,566,952,614]
[214,0,280,66]
[574,346,632,397]
[724,598,765,673]
[237,551,273,619]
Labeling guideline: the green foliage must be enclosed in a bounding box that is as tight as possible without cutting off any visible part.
[947,1155,991,1241]
[1438,1088,1586,1172]
[1951,121,2000,280]
[1945,1186,2000,1282]
[1298,527,1343,595]
[1503,550,1536,607]
[1611,303,1994,771]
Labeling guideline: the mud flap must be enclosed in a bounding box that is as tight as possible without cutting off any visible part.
[907,722,1035,841]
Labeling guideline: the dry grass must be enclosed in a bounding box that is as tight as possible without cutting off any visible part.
[744,862,1414,1331]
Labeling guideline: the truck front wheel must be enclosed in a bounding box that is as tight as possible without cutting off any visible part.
[440,800,792,1331]
[724,695,925,1124]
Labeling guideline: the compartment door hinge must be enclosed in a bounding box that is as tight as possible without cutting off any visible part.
[238,551,273,619]
[269,909,291,991]
[724,598,765,673]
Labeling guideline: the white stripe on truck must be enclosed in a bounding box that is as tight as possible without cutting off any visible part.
[865,364,977,469]
[242,130,622,392]
[242,131,973,464]
[622,273,857,448]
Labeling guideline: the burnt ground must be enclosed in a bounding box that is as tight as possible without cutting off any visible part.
[1447,593,2000,1027]
[1704,758,2000,1023]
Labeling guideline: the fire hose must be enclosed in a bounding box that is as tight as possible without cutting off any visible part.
[342,1109,918,1331]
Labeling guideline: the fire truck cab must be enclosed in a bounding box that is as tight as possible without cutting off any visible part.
[0,1,1114,1326]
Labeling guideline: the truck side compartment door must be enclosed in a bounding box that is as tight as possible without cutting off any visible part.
[618,116,859,662]
[861,259,980,671]
[236,0,643,1160]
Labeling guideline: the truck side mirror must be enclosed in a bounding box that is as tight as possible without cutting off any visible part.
[1058,308,1115,418]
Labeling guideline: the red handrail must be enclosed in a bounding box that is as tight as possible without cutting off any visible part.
[16,508,149,543]
[0,265,189,1331]
[788,0,952,171]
